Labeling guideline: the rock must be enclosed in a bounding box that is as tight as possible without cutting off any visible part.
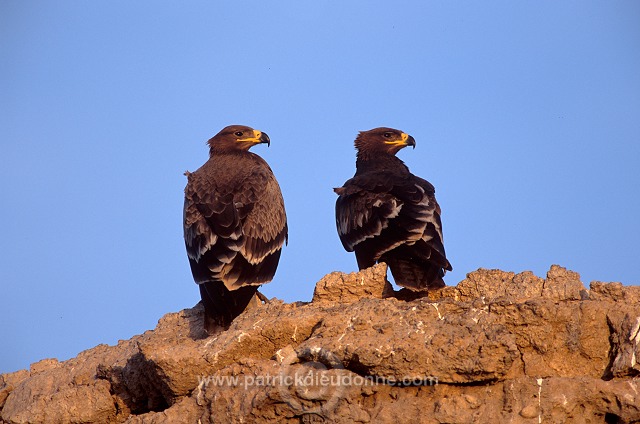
[0,370,29,410]
[312,262,392,303]
[542,265,586,301]
[590,281,640,303]
[607,310,640,378]
[2,264,639,423]
[29,358,60,374]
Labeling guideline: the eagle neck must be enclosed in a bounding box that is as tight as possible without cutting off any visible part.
[209,148,257,161]
[355,152,407,173]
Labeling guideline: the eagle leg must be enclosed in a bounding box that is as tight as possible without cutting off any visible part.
[199,282,258,336]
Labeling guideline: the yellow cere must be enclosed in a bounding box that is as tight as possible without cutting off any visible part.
[237,130,262,143]
[385,132,410,146]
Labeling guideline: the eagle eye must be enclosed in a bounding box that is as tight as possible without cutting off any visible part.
[234,131,244,137]
[383,132,392,138]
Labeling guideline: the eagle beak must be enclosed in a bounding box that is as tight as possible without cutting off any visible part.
[240,130,270,146]
[400,133,416,149]
[259,131,271,147]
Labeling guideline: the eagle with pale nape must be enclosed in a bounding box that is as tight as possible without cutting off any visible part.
[183,125,287,335]
[334,127,452,292]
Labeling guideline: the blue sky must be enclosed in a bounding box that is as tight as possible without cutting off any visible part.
[1,1,639,374]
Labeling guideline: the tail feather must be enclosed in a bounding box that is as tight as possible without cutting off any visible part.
[384,256,446,291]
[199,282,259,335]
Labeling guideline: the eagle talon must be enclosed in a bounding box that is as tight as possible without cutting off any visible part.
[256,291,270,304]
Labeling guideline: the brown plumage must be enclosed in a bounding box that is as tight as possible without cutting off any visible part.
[334,127,452,291]
[184,125,287,334]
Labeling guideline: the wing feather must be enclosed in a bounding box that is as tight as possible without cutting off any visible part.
[238,169,288,265]
[335,172,451,272]
[184,164,287,289]
[335,188,403,252]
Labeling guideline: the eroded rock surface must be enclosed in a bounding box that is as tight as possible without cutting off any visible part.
[2,264,639,423]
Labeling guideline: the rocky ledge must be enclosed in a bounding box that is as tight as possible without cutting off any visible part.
[1,264,639,423]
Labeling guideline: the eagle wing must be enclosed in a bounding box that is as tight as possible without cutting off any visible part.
[184,167,287,290]
[335,173,450,271]
[334,177,401,252]
[236,168,288,266]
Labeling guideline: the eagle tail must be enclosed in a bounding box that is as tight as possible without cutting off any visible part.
[198,282,259,335]
[385,257,446,291]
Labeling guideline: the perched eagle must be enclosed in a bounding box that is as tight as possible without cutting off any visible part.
[334,127,452,291]
[183,125,287,335]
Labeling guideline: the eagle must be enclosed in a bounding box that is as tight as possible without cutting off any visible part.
[183,125,287,335]
[334,127,452,292]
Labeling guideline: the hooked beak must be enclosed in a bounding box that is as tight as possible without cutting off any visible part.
[405,135,416,149]
[259,131,270,147]
[238,129,270,146]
